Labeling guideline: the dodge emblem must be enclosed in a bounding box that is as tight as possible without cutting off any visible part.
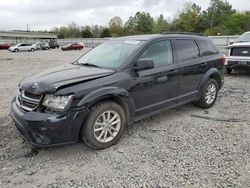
[32,82,40,89]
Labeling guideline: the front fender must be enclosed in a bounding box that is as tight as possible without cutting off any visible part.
[77,87,135,125]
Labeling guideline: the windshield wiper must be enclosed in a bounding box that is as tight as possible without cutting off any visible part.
[75,62,100,68]
[81,63,100,68]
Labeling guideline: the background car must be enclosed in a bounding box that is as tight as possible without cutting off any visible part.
[48,40,59,49]
[34,42,50,50]
[226,31,250,73]
[8,43,36,52]
[0,43,12,50]
[61,43,84,51]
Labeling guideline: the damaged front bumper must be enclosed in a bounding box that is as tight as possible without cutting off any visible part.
[10,97,88,147]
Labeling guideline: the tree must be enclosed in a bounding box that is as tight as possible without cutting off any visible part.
[153,14,169,33]
[101,28,111,38]
[108,16,124,36]
[81,26,93,38]
[125,12,154,34]
[174,3,203,33]
[202,0,235,35]
[225,13,248,34]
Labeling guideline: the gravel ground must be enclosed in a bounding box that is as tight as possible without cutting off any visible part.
[0,49,249,188]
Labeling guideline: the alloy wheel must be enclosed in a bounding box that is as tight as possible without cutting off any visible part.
[205,83,217,104]
[94,110,121,143]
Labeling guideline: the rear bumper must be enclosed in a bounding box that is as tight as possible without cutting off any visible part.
[10,97,88,147]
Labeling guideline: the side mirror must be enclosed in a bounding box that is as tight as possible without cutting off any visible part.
[134,58,154,71]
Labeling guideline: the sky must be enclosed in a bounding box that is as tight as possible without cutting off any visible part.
[0,0,250,31]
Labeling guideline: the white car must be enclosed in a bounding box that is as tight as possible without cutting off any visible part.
[226,32,250,74]
[8,43,36,52]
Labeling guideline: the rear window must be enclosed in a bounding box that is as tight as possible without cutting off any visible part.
[175,39,199,62]
[198,40,217,56]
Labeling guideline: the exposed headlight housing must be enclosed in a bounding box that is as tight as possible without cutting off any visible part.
[42,95,74,111]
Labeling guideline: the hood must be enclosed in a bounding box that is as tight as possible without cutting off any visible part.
[19,64,115,95]
[226,42,250,49]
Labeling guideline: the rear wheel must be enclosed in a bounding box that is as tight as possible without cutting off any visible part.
[30,48,35,52]
[81,101,126,150]
[195,79,219,108]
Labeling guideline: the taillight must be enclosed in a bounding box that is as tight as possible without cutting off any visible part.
[220,54,226,65]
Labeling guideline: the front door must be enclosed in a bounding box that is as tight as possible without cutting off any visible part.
[130,40,179,118]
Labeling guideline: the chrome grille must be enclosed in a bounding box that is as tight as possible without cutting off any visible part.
[16,89,42,111]
[231,47,250,57]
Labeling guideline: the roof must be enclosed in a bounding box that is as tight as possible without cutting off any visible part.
[0,31,57,39]
[114,33,208,41]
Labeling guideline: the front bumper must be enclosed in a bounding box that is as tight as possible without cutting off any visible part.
[10,97,88,147]
[226,56,250,70]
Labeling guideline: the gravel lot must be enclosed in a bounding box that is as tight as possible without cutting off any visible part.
[0,49,249,188]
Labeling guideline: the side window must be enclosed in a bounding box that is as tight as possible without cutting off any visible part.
[138,40,173,68]
[175,39,199,62]
[198,40,217,56]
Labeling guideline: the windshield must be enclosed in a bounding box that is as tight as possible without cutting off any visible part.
[77,40,145,68]
[235,33,250,43]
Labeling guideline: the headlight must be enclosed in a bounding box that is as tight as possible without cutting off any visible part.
[42,95,74,111]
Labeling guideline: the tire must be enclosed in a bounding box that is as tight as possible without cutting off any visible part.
[195,79,219,109]
[226,67,232,74]
[30,48,35,52]
[81,101,126,150]
[14,48,19,52]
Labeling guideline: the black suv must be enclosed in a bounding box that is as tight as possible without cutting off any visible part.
[11,34,225,149]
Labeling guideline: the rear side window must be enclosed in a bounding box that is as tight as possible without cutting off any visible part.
[139,40,173,68]
[198,40,217,56]
[175,39,199,62]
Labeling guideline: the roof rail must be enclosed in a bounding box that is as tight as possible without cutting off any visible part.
[161,31,204,36]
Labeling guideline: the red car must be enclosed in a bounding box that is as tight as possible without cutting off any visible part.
[61,43,84,51]
[0,43,12,50]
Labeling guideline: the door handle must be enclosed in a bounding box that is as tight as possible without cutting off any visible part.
[156,75,168,83]
[167,69,178,75]
[200,63,207,67]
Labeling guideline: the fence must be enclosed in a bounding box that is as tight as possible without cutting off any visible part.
[0,35,240,50]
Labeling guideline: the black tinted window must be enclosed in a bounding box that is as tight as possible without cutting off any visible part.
[139,40,173,68]
[198,40,217,56]
[175,39,199,62]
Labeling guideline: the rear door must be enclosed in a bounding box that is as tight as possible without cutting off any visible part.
[174,38,209,102]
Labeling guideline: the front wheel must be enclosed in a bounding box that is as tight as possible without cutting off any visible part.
[195,79,219,108]
[81,101,126,150]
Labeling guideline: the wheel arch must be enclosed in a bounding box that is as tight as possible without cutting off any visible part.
[77,87,135,126]
[197,68,223,100]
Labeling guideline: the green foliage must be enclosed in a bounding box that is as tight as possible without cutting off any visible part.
[109,16,124,37]
[153,14,169,33]
[125,12,154,34]
[51,0,250,38]
[100,28,111,38]
[225,13,248,34]
[81,27,93,38]
[202,0,236,35]
[174,3,203,33]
